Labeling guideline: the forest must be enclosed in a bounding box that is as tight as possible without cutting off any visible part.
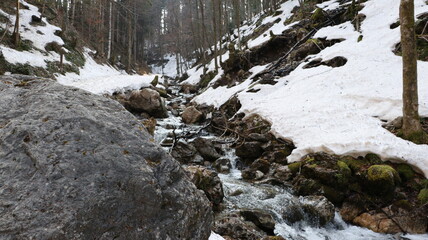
[1,0,428,240]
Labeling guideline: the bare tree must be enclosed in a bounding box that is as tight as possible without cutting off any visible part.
[12,0,20,46]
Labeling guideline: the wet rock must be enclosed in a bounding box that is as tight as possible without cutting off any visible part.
[340,201,365,222]
[353,206,427,234]
[0,75,212,239]
[273,165,293,182]
[301,196,335,226]
[248,133,269,143]
[214,212,266,240]
[229,189,245,196]
[213,157,232,173]
[251,159,271,174]
[281,203,305,224]
[182,106,204,124]
[240,209,276,235]
[125,88,168,118]
[185,166,224,208]
[192,137,221,161]
[171,141,198,163]
[235,141,264,163]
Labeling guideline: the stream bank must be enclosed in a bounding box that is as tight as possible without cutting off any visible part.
[114,79,428,240]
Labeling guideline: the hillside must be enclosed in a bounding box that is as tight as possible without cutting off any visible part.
[184,0,428,177]
[0,0,158,95]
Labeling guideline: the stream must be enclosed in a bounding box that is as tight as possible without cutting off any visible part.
[152,81,427,240]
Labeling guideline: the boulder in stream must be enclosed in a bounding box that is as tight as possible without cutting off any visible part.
[182,106,204,124]
[184,165,224,208]
[0,75,212,239]
[124,88,168,118]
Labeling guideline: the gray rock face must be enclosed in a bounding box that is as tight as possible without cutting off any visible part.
[0,75,212,240]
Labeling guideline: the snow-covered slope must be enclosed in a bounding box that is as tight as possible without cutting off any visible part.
[191,0,428,176]
[0,0,158,95]
[56,48,159,95]
[0,1,65,68]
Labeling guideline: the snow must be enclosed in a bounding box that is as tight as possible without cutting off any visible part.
[0,0,65,68]
[208,232,225,240]
[150,54,191,78]
[57,49,159,95]
[247,0,301,48]
[192,0,428,177]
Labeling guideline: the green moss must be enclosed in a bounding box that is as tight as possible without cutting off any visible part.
[311,8,325,22]
[396,164,415,181]
[151,75,159,86]
[417,188,428,204]
[322,185,345,204]
[64,49,85,68]
[393,199,412,210]
[357,35,363,42]
[288,162,303,174]
[403,130,428,144]
[337,161,351,176]
[199,70,217,89]
[341,156,369,173]
[365,153,382,164]
[367,165,400,183]
[306,38,322,45]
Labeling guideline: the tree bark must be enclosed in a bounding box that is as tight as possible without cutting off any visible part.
[13,0,20,46]
[400,0,425,140]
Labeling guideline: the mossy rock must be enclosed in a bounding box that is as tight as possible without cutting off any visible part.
[311,8,325,23]
[199,71,217,89]
[364,153,382,165]
[337,161,352,176]
[418,188,428,204]
[64,49,85,68]
[396,164,415,181]
[366,165,400,195]
[293,176,321,196]
[322,185,345,204]
[288,162,303,174]
[341,156,370,173]
[151,76,159,86]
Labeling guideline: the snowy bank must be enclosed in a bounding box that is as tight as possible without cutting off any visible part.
[192,0,428,176]
[56,49,159,95]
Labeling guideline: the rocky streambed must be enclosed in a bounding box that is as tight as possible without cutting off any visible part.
[132,79,428,240]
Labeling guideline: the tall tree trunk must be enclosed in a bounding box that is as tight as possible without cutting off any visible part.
[13,0,20,46]
[107,1,113,60]
[400,0,425,141]
[218,0,223,63]
[212,0,218,70]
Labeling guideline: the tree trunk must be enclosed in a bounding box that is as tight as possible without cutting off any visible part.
[212,0,218,70]
[107,1,113,60]
[400,0,425,141]
[13,0,20,46]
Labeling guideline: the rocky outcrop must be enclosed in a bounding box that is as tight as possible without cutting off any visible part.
[0,75,212,240]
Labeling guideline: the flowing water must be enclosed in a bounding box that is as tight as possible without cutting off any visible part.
[153,83,428,240]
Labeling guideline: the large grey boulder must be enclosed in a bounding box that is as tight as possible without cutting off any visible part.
[0,75,212,240]
[124,88,168,118]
